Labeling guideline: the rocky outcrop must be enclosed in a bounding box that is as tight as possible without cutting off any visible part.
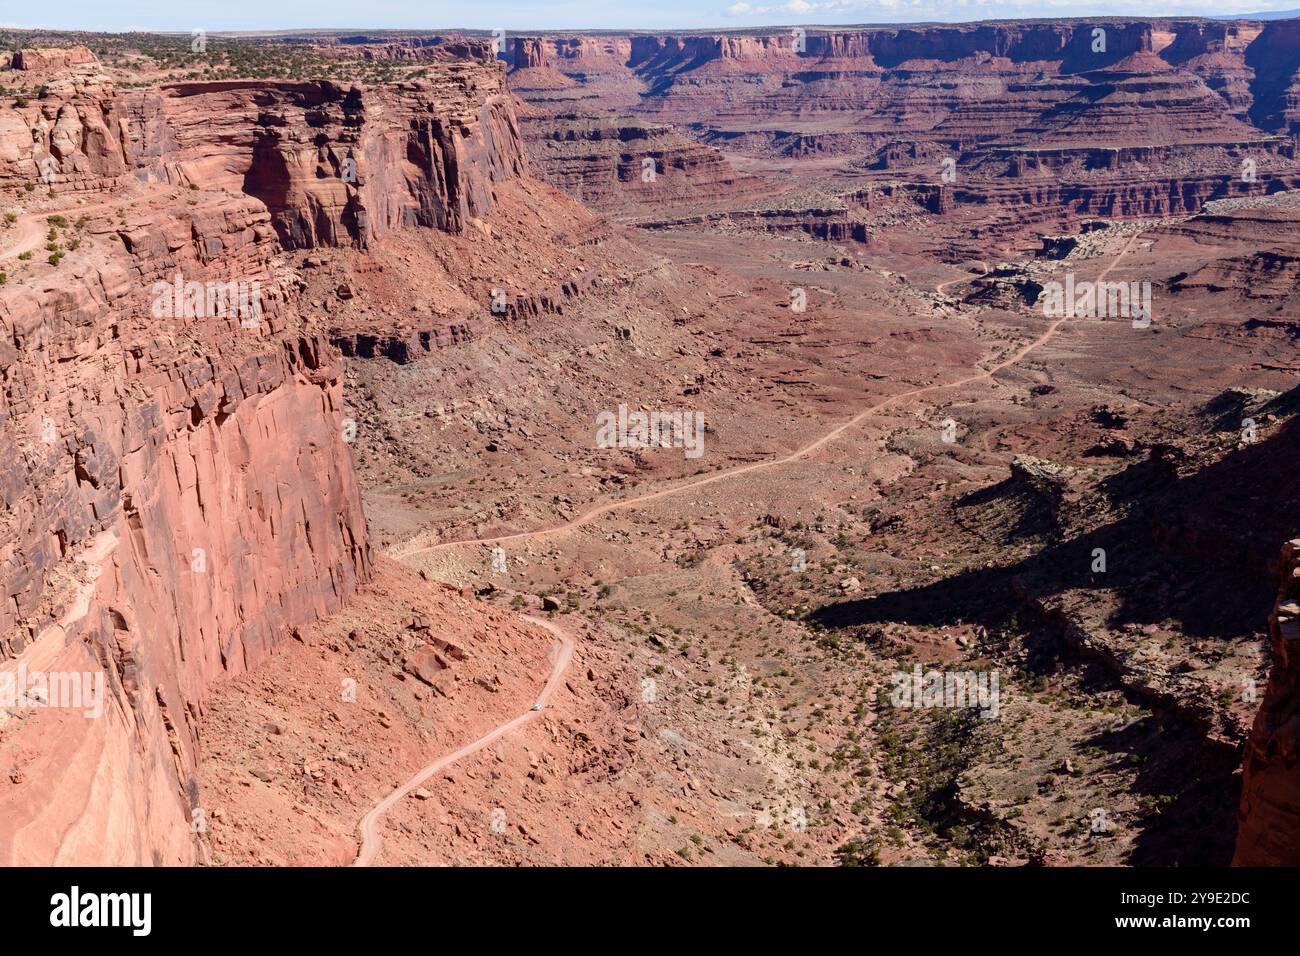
[10,46,98,72]
[640,205,869,242]
[0,77,132,193]
[332,273,591,362]
[1235,536,1300,865]
[353,38,495,63]
[512,37,548,71]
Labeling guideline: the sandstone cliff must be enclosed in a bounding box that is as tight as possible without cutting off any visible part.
[0,59,529,864]
[127,68,527,249]
[0,74,131,194]
[1236,529,1300,865]
[0,185,375,862]
[507,37,764,218]
[507,20,1300,234]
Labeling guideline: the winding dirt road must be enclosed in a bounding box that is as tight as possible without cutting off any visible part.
[935,260,989,296]
[355,230,1142,865]
[351,615,574,866]
[395,234,1142,560]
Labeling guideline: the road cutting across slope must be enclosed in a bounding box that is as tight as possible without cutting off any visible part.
[355,232,1143,865]
[0,200,124,264]
[351,615,574,867]
[394,233,1143,559]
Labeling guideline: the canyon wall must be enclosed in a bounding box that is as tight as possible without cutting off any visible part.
[507,38,763,217]
[1246,19,1300,134]
[0,59,528,863]
[125,66,527,248]
[610,20,1268,77]
[1236,527,1300,865]
[0,191,370,864]
[509,19,1300,234]
[523,21,1300,143]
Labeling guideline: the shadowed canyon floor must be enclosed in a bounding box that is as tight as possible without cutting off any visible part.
[2,21,1300,867]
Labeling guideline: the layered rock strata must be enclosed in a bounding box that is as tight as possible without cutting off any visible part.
[0,58,530,864]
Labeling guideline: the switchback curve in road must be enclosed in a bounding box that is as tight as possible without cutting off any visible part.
[354,232,1143,866]
[351,615,574,867]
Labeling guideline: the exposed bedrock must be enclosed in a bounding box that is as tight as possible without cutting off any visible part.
[522,20,1300,153]
[10,46,99,72]
[0,60,532,863]
[0,79,132,193]
[0,196,370,864]
[126,66,527,248]
[1236,532,1300,865]
[507,39,762,215]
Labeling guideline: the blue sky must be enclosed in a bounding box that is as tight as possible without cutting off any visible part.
[2,0,1295,33]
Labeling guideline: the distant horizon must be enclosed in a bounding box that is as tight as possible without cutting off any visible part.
[2,1,1298,36]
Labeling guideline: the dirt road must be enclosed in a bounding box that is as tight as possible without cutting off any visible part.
[395,234,1142,559]
[351,615,574,866]
[0,200,125,264]
[0,213,49,264]
[356,232,1143,865]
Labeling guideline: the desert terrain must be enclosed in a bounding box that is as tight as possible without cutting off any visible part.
[0,18,1298,868]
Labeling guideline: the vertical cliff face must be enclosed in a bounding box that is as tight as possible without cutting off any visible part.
[356,73,528,239]
[0,192,371,864]
[131,65,528,250]
[526,19,1299,141]
[547,36,634,73]
[1245,19,1300,134]
[1163,21,1252,62]
[11,46,99,72]
[506,38,761,217]
[0,61,528,864]
[1236,532,1300,865]
[623,21,1155,75]
[511,37,547,70]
